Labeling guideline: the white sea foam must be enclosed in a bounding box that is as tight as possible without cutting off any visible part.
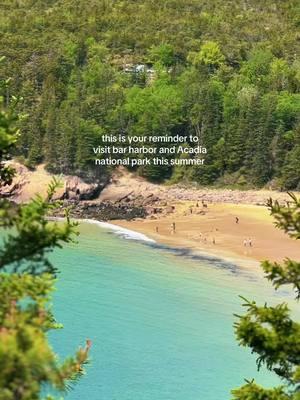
[82,219,156,243]
[48,216,155,243]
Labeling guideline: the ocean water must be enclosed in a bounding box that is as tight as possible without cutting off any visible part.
[45,221,296,400]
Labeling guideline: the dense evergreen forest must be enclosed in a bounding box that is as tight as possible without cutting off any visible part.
[1,0,300,188]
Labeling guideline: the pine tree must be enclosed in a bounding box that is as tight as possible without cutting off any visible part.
[232,193,300,400]
[281,128,300,190]
[0,77,90,399]
[251,94,277,186]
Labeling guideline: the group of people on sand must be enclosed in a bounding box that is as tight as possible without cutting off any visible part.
[154,205,254,250]
[197,232,216,245]
[235,216,254,247]
[243,238,253,247]
[168,223,217,247]
[189,200,208,214]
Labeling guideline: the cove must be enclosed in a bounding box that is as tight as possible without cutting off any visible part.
[48,221,292,400]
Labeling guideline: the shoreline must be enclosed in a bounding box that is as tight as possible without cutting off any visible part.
[79,217,262,272]
[50,200,299,271]
[5,164,299,270]
[110,219,261,271]
[108,202,299,269]
[51,215,260,271]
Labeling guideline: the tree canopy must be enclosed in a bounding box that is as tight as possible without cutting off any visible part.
[0,0,299,187]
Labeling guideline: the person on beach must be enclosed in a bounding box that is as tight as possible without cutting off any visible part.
[155,226,159,233]
[248,238,252,247]
[235,216,239,224]
[212,237,216,245]
[171,222,176,234]
[243,238,247,247]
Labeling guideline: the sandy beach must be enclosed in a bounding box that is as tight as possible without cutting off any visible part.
[2,163,299,267]
[113,202,300,267]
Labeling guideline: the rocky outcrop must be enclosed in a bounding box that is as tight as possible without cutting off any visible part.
[2,163,298,224]
[98,169,298,207]
[0,162,107,203]
[54,201,147,221]
[62,176,105,201]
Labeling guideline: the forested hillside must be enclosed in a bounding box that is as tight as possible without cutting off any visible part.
[1,0,300,188]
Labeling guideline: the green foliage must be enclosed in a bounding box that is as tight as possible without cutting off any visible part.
[0,178,77,274]
[240,49,274,86]
[267,192,300,240]
[0,78,89,399]
[0,0,299,186]
[232,383,291,400]
[124,80,183,136]
[0,274,91,400]
[0,75,19,187]
[148,44,176,67]
[232,194,300,400]
[276,93,300,130]
[188,41,225,69]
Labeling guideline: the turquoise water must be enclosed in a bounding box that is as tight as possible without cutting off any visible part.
[48,221,291,400]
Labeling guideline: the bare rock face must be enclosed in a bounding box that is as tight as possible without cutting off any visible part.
[63,176,104,201]
[0,163,31,199]
[0,178,26,198]
[0,162,106,203]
